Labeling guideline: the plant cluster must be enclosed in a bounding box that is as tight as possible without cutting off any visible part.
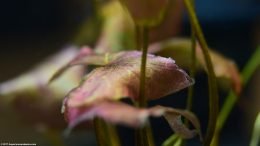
[1,0,259,146]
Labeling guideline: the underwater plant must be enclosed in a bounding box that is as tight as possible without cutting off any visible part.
[1,0,259,146]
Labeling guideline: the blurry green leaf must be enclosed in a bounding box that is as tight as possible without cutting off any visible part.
[119,0,169,26]
[250,112,260,146]
[91,0,183,53]
[95,1,136,53]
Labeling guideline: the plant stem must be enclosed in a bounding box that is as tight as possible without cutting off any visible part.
[212,47,260,146]
[105,122,121,146]
[94,118,107,146]
[94,118,121,146]
[183,0,219,145]
[185,6,196,146]
[138,25,149,108]
[250,112,260,146]
[162,134,179,146]
[134,25,155,146]
[135,25,141,51]
[186,0,196,115]
[135,123,154,146]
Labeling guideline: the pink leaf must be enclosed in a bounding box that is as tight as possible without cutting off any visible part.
[159,106,203,140]
[65,100,201,140]
[65,51,193,108]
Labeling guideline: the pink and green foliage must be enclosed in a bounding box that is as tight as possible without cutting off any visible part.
[53,50,202,140]
[93,1,241,94]
[0,0,247,145]
[53,50,193,103]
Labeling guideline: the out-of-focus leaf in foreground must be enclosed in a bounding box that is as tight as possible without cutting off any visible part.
[64,100,202,140]
[119,0,169,26]
[62,51,193,108]
[0,46,85,128]
[94,1,136,53]
[149,38,242,95]
[49,46,98,83]
[94,0,183,52]
[48,46,117,84]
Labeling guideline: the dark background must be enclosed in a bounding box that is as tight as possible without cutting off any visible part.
[0,0,259,146]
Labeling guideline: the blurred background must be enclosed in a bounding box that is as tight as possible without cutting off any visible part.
[0,0,259,146]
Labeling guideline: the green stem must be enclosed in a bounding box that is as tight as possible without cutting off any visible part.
[174,138,183,146]
[94,118,107,146]
[250,112,260,146]
[163,134,184,146]
[134,25,155,146]
[183,3,196,146]
[135,25,141,51]
[163,134,179,146]
[144,123,155,146]
[183,0,219,145]
[94,118,121,146]
[105,122,121,146]
[138,25,149,108]
[186,0,196,115]
[212,47,260,146]
[136,127,154,146]
[185,6,196,146]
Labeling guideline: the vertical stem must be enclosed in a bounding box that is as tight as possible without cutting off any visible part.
[135,25,141,51]
[186,0,196,114]
[181,2,196,146]
[136,124,155,146]
[144,123,155,146]
[212,47,260,146]
[138,25,149,108]
[105,122,121,146]
[94,118,120,146]
[183,0,219,145]
[94,118,107,146]
[135,25,155,146]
